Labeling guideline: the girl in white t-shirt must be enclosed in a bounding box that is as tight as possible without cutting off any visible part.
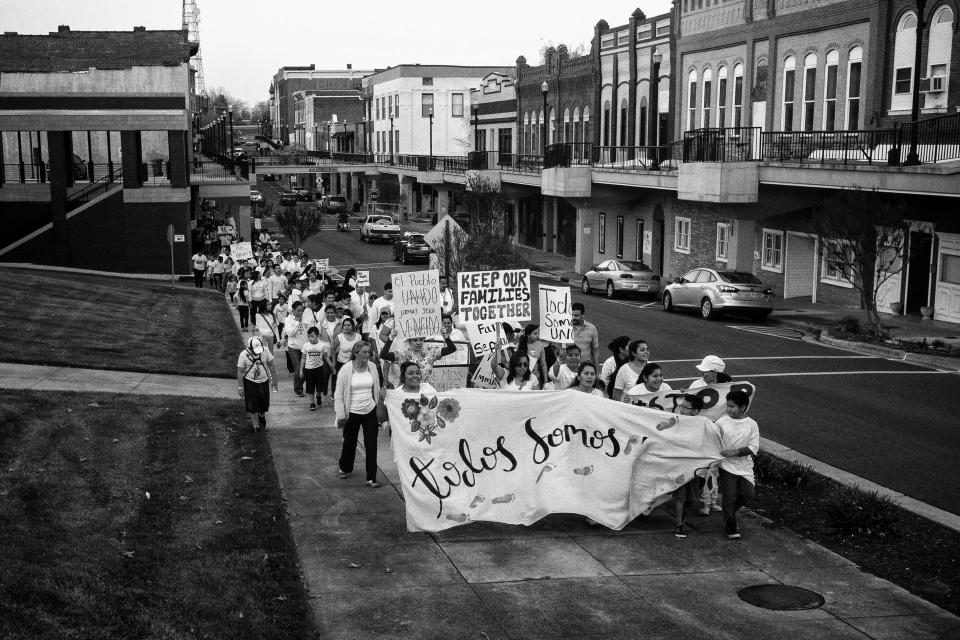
[612,339,649,401]
[491,350,539,391]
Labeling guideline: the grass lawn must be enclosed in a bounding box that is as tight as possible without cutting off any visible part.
[0,390,317,639]
[0,267,237,378]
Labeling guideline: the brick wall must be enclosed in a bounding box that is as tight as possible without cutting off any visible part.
[817,280,861,308]
[669,200,737,278]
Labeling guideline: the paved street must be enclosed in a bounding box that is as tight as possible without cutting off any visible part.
[260,214,960,515]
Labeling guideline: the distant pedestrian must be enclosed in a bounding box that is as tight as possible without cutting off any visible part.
[236,337,278,432]
[280,302,307,397]
[235,280,250,331]
[191,251,208,288]
[717,390,759,539]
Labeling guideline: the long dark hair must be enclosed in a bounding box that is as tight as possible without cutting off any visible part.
[570,361,604,392]
[237,280,249,304]
[506,350,532,385]
[341,268,357,294]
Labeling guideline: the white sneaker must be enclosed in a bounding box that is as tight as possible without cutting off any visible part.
[710,503,723,513]
[698,505,711,516]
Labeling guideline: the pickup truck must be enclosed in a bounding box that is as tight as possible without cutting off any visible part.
[360,214,402,244]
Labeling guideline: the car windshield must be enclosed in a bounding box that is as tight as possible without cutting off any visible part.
[408,235,426,245]
[620,261,652,272]
[372,216,393,223]
[717,271,764,284]
[330,196,346,203]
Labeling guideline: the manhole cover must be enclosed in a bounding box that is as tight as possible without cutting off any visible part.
[737,584,825,611]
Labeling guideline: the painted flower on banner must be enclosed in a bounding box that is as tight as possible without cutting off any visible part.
[405,394,459,444]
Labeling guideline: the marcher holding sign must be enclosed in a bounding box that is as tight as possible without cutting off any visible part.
[457,269,531,323]
[538,285,573,343]
[379,323,457,386]
[231,241,253,262]
[391,270,443,340]
[356,271,370,288]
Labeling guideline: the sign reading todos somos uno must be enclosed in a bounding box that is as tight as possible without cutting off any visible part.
[457,269,532,324]
[391,270,443,340]
[538,285,572,343]
[385,388,727,532]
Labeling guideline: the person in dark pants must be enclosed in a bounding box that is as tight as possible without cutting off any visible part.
[191,251,208,288]
[334,340,384,488]
[716,390,760,540]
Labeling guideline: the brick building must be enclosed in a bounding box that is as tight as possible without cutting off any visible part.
[268,65,372,145]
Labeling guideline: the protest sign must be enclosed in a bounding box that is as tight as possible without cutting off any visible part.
[429,365,470,391]
[316,258,329,273]
[538,285,572,343]
[230,241,252,261]
[356,270,370,287]
[424,339,470,366]
[464,322,508,358]
[391,270,443,339]
[471,352,501,389]
[625,381,757,422]
[385,388,724,532]
[457,269,532,324]
[217,225,233,235]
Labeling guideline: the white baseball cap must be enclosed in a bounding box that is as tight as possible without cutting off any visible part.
[695,355,725,372]
[248,337,264,355]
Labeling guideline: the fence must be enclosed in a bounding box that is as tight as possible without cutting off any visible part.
[593,145,679,171]
[900,111,960,164]
[682,127,762,162]
[66,167,122,210]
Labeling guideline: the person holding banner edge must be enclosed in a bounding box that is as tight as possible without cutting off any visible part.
[379,325,456,386]
[717,389,760,539]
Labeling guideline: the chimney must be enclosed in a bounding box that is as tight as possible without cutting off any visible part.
[347,63,352,69]
[58,25,70,33]
[133,26,146,32]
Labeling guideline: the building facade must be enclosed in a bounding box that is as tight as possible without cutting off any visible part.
[268,65,372,145]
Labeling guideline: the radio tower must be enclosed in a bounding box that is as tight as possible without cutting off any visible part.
[183,0,205,95]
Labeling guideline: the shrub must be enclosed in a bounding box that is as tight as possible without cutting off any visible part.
[754,451,822,490]
[824,486,900,537]
[931,339,947,350]
[835,315,862,336]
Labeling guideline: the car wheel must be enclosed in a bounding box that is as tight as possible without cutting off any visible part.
[606,281,616,299]
[700,298,716,320]
[581,278,591,295]
[663,292,674,312]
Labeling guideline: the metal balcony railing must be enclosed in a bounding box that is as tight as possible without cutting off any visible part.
[682,127,762,162]
[497,154,543,175]
[760,129,902,165]
[190,160,249,182]
[901,111,960,164]
[544,142,593,168]
[594,145,679,171]
[2,162,48,184]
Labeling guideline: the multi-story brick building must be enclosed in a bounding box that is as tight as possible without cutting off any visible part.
[268,65,372,145]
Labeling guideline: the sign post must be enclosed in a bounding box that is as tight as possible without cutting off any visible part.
[166,223,175,285]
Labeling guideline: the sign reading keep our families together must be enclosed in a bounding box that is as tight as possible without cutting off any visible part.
[457,269,532,323]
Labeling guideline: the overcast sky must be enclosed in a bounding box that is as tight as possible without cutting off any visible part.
[2,0,673,106]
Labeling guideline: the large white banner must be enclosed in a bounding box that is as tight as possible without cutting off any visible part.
[386,389,724,532]
[391,270,442,339]
[625,382,757,422]
[538,284,573,343]
[457,269,532,324]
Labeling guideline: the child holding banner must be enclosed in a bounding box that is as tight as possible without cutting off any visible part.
[717,390,760,539]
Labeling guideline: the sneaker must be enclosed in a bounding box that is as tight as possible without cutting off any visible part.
[698,505,711,516]
[309,403,316,411]
[338,468,350,479]
[725,520,741,539]
[257,414,266,429]
[710,503,723,513]
[367,480,381,488]
[296,392,305,397]
[674,525,687,538]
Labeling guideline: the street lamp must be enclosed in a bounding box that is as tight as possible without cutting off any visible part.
[228,105,235,159]
[904,0,928,166]
[428,105,434,163]
[650,48,663,169]
[541,80,549,153]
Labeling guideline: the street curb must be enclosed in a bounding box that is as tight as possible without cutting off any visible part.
[818,331,960,371]
[0,261,193,282]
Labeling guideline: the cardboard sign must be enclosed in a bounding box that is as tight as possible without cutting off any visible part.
[385,388,725,532]
[253,218,262,230]
[317,258,329,273]
[230,242,253,261]
[356,270,370,287]
[457,269,532,324]
[464,321,509,358]
[538,285,572,343]
[218,225,234,235]
[424,339,470,366]
[429,365,470,391]
[391,270,443,339]
[471,352,501,389]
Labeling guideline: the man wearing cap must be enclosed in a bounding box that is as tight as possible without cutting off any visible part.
[236,336,278,431]
[370,282,394,320]
[689,355,732,389]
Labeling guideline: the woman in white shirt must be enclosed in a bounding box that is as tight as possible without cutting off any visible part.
[626,362,672,398]
[334,341,384,488]
[253,304,281,354]
[612,339,649,401]
[571,362,606,396]
[491,351,539,391]
[236,337,278,431]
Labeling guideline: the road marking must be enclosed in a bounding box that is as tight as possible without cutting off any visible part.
[656,355,872,363]
[665,370,953,383]
[728,325,805,340]
[593,298,660,309]
[331,262,396,269]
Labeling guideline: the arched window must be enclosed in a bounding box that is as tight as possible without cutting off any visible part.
[638,96,648,146]
[733,63,744,127]
[846,47,863,129]
[781,55,796,131]
[823,50,839,130]
[563,107,571,144]
[619,98,628,146]
[717,66,728,127]
[687,69,698,131]
[702,68,713,128]
[892,12,918,111]
[548,107,556,146]
[927,6,954,107]
[583,106,592,147]
[603,100,612,145]
[802,53,817,131]
[522,111,530,154]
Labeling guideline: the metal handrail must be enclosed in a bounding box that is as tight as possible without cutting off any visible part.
[66,167,122,207]
[901,111,960,164]
[682,127,762,162]
[760,129,901,165]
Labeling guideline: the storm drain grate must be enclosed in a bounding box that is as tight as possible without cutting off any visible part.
[737,584,825,611]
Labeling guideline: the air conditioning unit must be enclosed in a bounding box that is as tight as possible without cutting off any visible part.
[922,76,945,93]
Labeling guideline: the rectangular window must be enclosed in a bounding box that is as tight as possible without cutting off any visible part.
[452,93,464,118]
[674,217,691,254]
[616,215,625,258]
[422,77,433,86]
[703,79,712,128]
[894,68,912,94]
[717,78,727,128]
[802,67,817,131]
[620,106,628,145]
[388,95,393,119]
[636,219,645,260]
[733,75,743,128]
[822,240,853,285]
[688,81,698,131]
[656,22,670,37]
[394,130,399,153]
[783,69,796,131]
[617,31,630,46]
[598,213,606,254]
[847,62,862,129]
[421,93,434,118]
[941,253,960,285]
[762,229,783,272]
[716,223,729,261]
[824,63,838,131]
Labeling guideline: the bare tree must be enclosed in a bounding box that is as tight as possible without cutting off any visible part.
[272,203,322,252]
[809,188,909,338]
[204,86,248,118]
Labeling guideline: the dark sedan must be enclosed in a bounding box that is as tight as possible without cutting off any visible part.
[393,232,431,264]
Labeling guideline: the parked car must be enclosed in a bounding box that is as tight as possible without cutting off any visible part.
[317,195,348,212]
[361,214,402,244]
[278,192,298,206]
[581,259,661,299]
[262,174,276,181]
[393,232,431,264]
[662,268,774,321]
[249,190,263,204]
[291,187,313,202]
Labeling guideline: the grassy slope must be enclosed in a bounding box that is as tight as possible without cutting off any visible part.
[0,268,237,378]
[0,391,316,640]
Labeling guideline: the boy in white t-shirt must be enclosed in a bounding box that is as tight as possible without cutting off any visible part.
[716,389,760,540]
[548,344,581,390]
[300,326,332,410]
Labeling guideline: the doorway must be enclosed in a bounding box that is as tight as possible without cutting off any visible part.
[556,200,577,256]
[906,231,933,313]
